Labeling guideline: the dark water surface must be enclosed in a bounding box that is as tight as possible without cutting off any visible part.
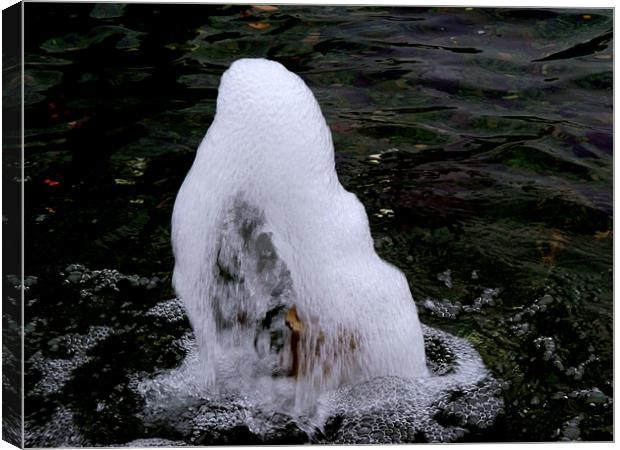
[20,3,612,444]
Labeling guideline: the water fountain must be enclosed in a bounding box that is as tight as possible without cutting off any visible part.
[123,58,504,444]
[171,58,428,410]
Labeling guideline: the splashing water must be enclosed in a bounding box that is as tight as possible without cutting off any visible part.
[132,323,502,444]
[171,58,428,410]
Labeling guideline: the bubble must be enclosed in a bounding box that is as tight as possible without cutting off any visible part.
[145,298,186,323]
[29,326,112,397]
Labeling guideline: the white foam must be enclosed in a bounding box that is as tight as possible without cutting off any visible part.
[171,58,427,410]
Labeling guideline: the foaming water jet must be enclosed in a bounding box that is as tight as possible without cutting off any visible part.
[171,58,428,409]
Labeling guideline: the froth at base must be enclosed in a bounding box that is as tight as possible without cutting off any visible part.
[130,324,504,445]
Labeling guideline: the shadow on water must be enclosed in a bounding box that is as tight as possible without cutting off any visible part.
[19,3,612,445]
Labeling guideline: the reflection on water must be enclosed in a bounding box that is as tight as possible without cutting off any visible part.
[20,3,612,445]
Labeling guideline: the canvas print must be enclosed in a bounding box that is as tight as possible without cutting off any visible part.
[2,2,613,447]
